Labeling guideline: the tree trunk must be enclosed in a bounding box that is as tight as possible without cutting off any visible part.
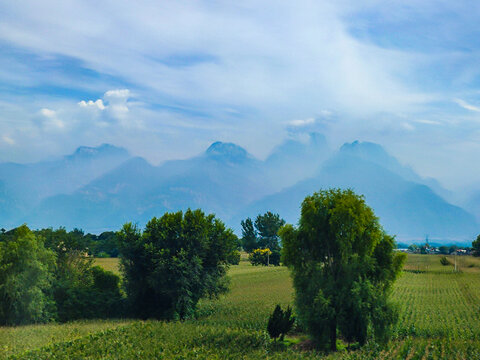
[330,319,337,352]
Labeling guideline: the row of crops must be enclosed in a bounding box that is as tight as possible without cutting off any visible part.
[3,254,480,359]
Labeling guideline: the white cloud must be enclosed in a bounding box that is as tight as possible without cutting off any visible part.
[78,99,105,110]
[77,90,131,121]
[40,108,56,118]
[39,108,64,129]
[416,119,441,125]
[1,1,480,188]
[2,136,15,145]
[104,89,130,99]
[454,98,480,112]
[289,117,316,127]
[0,1,427,118]
[104,89,130,119]
[401,122,415,131]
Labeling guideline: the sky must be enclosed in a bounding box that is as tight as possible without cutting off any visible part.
[1,0,480,190]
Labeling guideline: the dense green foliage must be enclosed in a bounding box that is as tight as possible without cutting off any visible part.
[53,263,123,322]
[36,228,119,258]
[472,234,480,257]
[6,255,480,359]
[255,212,285,250]
[440,256,450,266]
[0,225,56,325]
[267,304,295,341]
[118,209,238,320]
[39,227,123,322]
[438,245,448,254]
[249,248,272,266]
[241,212,285,266]
[227,250,241,265]
[241,218,258,253]
[281,189,406,350]
[0,225,123,325]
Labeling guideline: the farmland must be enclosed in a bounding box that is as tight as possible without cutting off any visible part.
[2,254,480,359]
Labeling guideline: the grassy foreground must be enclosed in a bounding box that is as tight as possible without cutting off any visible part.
[2,254,480,359]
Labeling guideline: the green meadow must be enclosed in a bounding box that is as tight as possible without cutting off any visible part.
[2,254,480,359]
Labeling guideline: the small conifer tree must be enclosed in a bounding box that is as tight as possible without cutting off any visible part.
[267,304,295,341]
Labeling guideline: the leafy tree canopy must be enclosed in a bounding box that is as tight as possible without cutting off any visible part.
[472,235,480,257]
[0,225,56,325]
[280,188,406,351]
[240,212,285,253]
[240,217,257,253]
[118,209,238,320]
[255,212,285,250]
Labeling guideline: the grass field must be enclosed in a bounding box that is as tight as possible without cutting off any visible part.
[3,254,480,359]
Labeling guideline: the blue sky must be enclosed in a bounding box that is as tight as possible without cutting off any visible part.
[1,1,480,190]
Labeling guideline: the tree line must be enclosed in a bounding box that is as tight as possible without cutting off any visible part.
[240,212,285,266]
[0,189,407,352]
[0,209,239,325]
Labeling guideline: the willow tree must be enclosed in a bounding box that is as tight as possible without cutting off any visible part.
[280,189,405,351]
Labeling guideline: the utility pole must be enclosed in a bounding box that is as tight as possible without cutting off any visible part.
[454,250,457,272]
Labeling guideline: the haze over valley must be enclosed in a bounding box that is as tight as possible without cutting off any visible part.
[1,134,477,243]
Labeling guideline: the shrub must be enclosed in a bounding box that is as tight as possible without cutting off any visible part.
[249,248,272,266]
[249,248,281,266]
[269,248,281,266]
[227,250,241,265]
[267,304,295,341]
[440,256,451,266]
[54,261,123,322]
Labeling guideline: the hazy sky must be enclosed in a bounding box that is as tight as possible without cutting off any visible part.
[1,1,480,190]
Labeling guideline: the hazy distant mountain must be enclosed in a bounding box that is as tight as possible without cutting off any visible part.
[265,132,331,190]
[25,142,269,232]
[0,143,130,200]
[465,191,480,222]
[1,139,477,242]
[240,141,477,242]
[340,141,453,201]
[0,144,131,228]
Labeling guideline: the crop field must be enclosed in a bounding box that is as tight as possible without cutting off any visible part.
[94,257,121,275]
[3,254,480,359]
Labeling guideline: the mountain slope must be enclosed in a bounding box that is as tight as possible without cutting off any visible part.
[0,144,131,228]
[25,142,269,232]
[3,139,476,242]
[239,142,477,242]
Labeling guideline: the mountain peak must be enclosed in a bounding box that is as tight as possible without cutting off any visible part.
[205,142,249,162]
[340,141,390,163]
[69,144,129,160]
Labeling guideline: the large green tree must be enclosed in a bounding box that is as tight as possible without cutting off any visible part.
[118,209,238,320]
[280,189,406,351]
[0,225,56,325]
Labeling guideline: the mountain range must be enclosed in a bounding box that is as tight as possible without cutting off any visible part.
[0,134,477,243]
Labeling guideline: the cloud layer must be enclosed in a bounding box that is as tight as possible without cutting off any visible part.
[0,1,480,189]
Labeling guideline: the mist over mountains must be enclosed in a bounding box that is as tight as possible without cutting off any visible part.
[0,134,477,243]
